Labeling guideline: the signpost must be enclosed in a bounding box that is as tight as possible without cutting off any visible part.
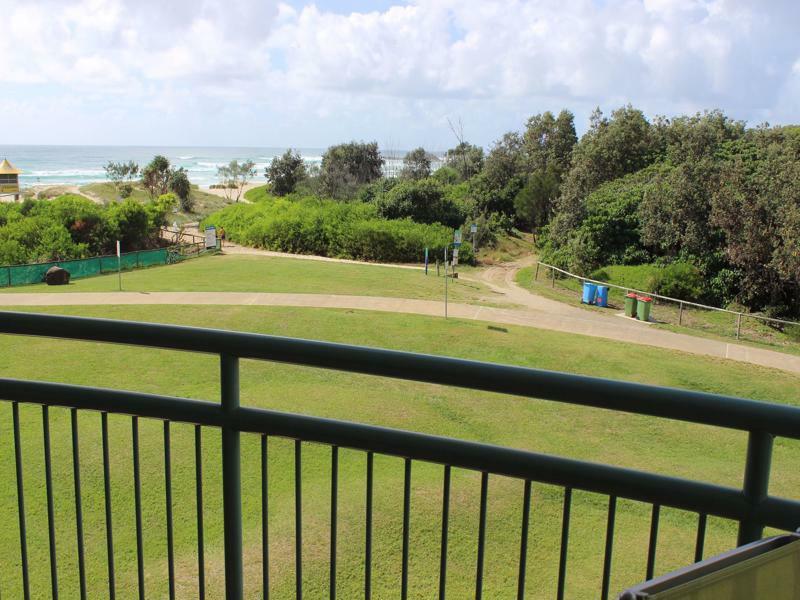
[205,226,217,250]
[470,223,478,251]
[452,229,462,278]
[116,240,122,291]
[444,229,463,318]
[444,246,448,318]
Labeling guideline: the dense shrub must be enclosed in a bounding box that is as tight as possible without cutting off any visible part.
[202,194,473,264]
[540,170,653,273]
[647,262,704,300]
[0,194,171,265]
[373,179,464,228]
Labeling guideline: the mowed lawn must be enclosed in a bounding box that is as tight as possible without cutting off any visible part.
[1,254,495,305]
[1,304,799,599]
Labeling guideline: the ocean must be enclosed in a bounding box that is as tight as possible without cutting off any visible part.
[0,145,441,189]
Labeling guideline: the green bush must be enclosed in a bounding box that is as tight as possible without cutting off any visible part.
[373,178,464,228]
[0,194,169,266]
[647,261,704,300]
[202,194,473,264]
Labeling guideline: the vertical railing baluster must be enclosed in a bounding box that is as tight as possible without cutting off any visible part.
[694,513,707,563]
[164,421,175,600]
[475,472,489,600]
[195,425,205,600]
[646,504,660,580]
[268,435,269,600]
[295,440,303,600]
[42,406,59,599]
[13,402,30,600]
[600,496,617,600]
[132,416,145,600]
[401,459,412,600]
[556,487,572,600]
[438,465,451,600]
[71,409,87,600]
[221,354,243,600]
[516,480,532,600]
[101,413,116,599]
[738,431,774,546]
[330,446,338,600]
[365,451,374,600]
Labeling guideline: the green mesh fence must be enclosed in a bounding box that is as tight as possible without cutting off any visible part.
[1,247,191,288]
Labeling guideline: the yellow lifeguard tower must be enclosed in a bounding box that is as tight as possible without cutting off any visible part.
[0,158,22,201]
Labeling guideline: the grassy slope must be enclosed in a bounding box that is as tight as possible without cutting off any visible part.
[0,254,494,304]
[517,264,800,355]
[474,232,536,265]
[1,303,799,599]
[80,182,230,224]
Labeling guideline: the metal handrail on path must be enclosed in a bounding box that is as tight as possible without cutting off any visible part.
[536,261,799,339]
[1,310,799,600]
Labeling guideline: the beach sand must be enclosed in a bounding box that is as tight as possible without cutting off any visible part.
[203,182,260,201]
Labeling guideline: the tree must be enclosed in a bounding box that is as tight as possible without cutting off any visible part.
[400,147,431,180]
[320,141,384,199]
[141,156,172,199]
[444,142,484,181]
[710,131,800,312]
[523,110,577,178]
[265,150,307,196]
[514,167,559,237]
[169,168,193,212]
[373,179,463,228]
[217,160,257,203]
[638,161,719,258]
[104,160,139,199]
[549,105,657,246]
[483,132,525,191]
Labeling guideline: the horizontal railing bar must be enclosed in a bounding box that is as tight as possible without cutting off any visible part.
[230,406,784,529]
[538,261,799,327]
[0,378,223,426]
[2,312,800,438]
[1,377,800,530]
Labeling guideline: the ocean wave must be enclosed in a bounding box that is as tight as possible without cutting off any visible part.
[27,168,106,177]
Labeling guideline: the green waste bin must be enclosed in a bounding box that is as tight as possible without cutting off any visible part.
[637,296,652,321]
[624,293,638,317]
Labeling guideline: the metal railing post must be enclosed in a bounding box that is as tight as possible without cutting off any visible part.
[736,313,742,340]
[534,263,540,282]
[221,354,243,600]
[551,266,555,288]
[737,431,774,546]
[678,302,684,326]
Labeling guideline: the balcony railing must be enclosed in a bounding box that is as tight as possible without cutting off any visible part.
[0,310,799,599]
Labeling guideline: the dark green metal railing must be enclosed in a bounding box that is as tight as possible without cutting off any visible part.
[0,310,799,599]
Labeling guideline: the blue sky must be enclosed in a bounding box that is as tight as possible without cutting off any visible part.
[0,0,798,149]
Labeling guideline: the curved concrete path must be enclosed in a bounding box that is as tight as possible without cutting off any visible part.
[3,290,800,375]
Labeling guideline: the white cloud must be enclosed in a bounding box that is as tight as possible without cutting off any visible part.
[0,0,798,146]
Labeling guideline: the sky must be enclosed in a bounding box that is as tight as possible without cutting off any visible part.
[0,0,798,149]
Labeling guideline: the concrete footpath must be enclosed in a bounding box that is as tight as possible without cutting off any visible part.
[2,290,800,375]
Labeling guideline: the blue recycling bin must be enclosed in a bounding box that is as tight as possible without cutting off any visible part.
[595,285,609,307]
[582,282,597,304]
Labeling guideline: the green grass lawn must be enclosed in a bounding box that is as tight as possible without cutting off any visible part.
[517,265,800,355]
[0,254,496,305]
[1,304,798,599]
